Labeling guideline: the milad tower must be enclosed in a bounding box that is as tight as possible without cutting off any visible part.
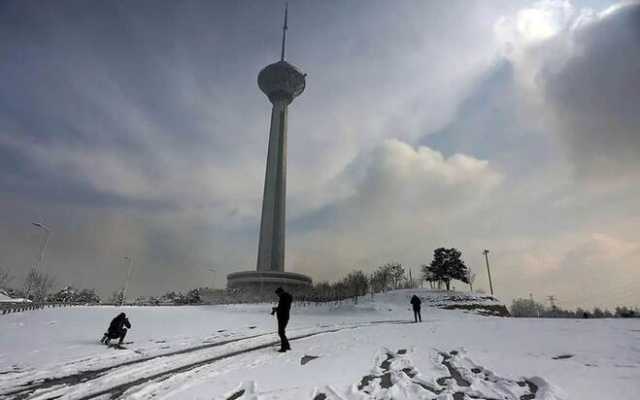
[227,5,312,293]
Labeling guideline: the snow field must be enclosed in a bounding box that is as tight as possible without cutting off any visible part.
[0,289,638,399]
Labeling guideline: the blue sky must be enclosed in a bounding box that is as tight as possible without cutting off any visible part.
[1,0,638,308]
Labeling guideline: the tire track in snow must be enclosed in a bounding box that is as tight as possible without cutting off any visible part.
[95,321,413,400]
[1,332,273,400]
[3,320,412,400]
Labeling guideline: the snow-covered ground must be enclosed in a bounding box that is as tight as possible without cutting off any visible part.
[0,289,638,400]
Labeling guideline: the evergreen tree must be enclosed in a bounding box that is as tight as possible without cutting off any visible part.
[184,288,201,304]
[48,286,78,303]
[420,265,437,289]
[425,247,469,291]
[76,288,100,303]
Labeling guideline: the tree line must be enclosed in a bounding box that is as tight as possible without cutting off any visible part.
[310,247,474,302]
[1,266,100,303]
[510,297,639,318]
[0,246,474,305]
[128,289,202,305]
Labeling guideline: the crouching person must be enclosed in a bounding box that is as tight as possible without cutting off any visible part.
[101,312,131,346]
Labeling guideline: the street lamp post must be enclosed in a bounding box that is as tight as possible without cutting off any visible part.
[482,249,494,296]
[32,222,52,271]
[121,256,134,306]
[208,268,216,289]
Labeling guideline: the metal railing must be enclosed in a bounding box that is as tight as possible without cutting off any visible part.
[0,302,86,315]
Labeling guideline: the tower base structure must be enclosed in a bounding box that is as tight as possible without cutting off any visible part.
[226,271,312,296]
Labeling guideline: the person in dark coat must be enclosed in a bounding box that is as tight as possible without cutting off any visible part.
[100,312,131,345]
[271,287,292,352]
[410,295,422,323]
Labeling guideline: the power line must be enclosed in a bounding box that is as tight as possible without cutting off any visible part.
[564,280,640,305]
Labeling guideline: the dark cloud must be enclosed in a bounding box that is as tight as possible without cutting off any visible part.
[541,3,640,179]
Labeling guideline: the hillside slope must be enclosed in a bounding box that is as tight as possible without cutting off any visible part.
[360,288,510,317]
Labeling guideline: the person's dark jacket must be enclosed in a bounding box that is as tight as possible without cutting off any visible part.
[274,291,293,320]
[108,313,131,335]
[410,295,421,310]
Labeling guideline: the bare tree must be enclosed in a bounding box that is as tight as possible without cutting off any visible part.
[109,289,125,305]
[23,268,55,302]
[343,270,369,303]
[466,270,477,292]
[385,262,405,289]
[371,266,391,293]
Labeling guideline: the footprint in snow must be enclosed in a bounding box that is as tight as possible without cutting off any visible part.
[301,355,319,365]
[552,354,574,360]
[224,381,258,400]
[330,348,560,400]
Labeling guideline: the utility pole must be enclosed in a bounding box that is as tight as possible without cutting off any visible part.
[482,249,494,296]
[121,256,134,306]
[32,222,52,271]
[208,268,216,289]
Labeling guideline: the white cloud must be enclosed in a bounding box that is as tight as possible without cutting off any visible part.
[289,140,502,279]
[495,1,640,182]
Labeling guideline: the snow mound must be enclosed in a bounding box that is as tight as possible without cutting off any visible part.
[0,290,30,303]
[364,288,510,317]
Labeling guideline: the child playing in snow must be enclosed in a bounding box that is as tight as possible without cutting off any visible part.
[100,312,131,346]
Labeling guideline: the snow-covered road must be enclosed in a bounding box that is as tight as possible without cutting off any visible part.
[1,290,638,399]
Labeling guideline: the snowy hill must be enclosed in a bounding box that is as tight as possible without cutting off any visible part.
[364,288,510,317]
[0,290,638,399]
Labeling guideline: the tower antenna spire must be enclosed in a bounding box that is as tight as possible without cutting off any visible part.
[280,3,288,61]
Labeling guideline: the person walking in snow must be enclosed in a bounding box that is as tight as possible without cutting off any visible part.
[410,295,422,323]
[100,312,131,346]
[271,287,292,352]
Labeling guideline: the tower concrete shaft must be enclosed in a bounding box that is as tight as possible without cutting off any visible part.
[257,100,288,272]
[254,4,305,273]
